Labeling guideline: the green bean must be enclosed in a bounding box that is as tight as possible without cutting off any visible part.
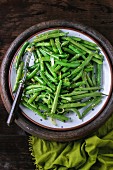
[36,29,62,38]
[43,46,69,58]
[25,84,52,93]
[48,113,69,122]
[97,63,102,86]
[91,66,96,86]
[61,41,69,47]
[71,54,93,75]
[81,54,86,60]
[34,32,66,43]
[69,45,84,54]
[25,84,42,90]
[62,71,71,78]
[21,100,46,119]
[58,102,87,109]
[70,36,81,41]
[94,53,103,59]
[72,92,102,100]
[85,67,93,72]
[22,96,37,109]
[60,96,72,101]
[45,62,57,78]
[69,54,81,61]
[62,47,75,55]
[35,42,51,47]
[26,66,39,80]
[86,72,94,87]
[40,71,55,91]
[25,88,48,94]
[51,80,62,114]
[50,39,58,53]
[80,43,98,51]
[71,81,86,88]
[81,97,102,118]
[33,76,45,85]
[35,94,46,102]
[54,65,62,72]
[81,39,97,47]
[61,66,69,73]
[55,37,63,54]
[13,62,24,92]
[27,93,39,104]
[39,48,50,58]
[72,70,83,82]
[84,65,94,72]
[71,44,86,55]
[67,108,82,119]
[40,47,59,59]
[15,41,29,70]
[82,72,92,90]
[74,86,101,91]
[45,70,57,83]
[36,49,44,71]
[61,91,88,97]
[92,58,103,64]
[55,60,80,68]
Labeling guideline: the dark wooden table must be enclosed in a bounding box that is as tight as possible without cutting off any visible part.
[0,0,113,169]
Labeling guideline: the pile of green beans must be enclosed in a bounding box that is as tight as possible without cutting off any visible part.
[14,29,104,123]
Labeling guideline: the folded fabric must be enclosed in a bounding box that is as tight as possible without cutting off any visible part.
[29,113,113,170]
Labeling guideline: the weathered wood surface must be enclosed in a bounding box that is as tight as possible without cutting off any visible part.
[0,0,113,169]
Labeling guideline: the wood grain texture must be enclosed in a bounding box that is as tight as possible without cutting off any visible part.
[0,0,113,169]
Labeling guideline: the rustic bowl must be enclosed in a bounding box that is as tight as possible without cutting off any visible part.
[1,20,113,141]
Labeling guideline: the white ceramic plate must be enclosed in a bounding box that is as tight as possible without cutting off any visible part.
[9,28,112,131]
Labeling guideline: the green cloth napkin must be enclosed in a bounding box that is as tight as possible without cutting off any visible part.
[29,113,113,170]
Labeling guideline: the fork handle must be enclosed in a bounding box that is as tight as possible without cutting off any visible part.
[7,82,24,126]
